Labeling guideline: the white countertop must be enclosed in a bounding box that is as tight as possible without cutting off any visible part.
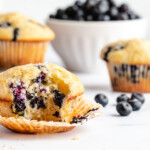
[0,48,150,150]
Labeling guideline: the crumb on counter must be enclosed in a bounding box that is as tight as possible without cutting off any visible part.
[72,136,79,140]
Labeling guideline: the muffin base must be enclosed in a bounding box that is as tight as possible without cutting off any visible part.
[0,41,48,69]
[107,63,150,93]
[0,116,75,134]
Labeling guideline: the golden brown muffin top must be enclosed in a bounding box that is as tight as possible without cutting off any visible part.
[0,12,55,41]
[0,63,84,103]
[100,39,150,65]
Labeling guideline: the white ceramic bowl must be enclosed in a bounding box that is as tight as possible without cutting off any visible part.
[47,18,148,72]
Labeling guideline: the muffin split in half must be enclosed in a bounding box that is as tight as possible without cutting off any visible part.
[0,63,102,133]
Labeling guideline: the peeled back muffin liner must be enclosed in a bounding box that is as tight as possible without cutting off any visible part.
[107,62,150,93]
[0,116,76,134]
[0,96,102,134]
[0,41,49,69]
[61,96,103,123]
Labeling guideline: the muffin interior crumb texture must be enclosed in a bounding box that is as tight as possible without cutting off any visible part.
[0,63,101,124]
[9,64,68,122]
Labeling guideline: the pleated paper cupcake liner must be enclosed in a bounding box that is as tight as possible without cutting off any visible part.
[107,63,150,93]
[0,41,48,69]
[0,116,75,134]
[61,96,103,123]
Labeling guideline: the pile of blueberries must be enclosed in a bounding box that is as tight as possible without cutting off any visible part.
[50,0,140,21]
[95,92,145,116]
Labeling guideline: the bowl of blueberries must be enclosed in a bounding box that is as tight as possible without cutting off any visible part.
[47,0,147,72]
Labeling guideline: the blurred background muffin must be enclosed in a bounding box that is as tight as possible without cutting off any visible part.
[0,12,55,69]
[101,39,150,93]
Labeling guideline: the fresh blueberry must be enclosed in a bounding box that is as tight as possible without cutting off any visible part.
[131,92,145,104]
[76,9,84,18]
[109,7,118,17]
[116,102,132,116]
[50,0,140,21]
[85,15,93,21]
[127,98,142,111]
[62,14,69,20]
[66,6,79,19]
[96,0,109,13]
[117,94,129,103]
[128,11,136,20]
[75,0,83,8]
[84,0,96,8]
[107,0,117,7]
[118,3,129,13]
[95,94,108,107]
[116,13,129,20]
[97,14,110,21]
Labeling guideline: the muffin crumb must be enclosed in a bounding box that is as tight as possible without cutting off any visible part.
[72,136,79,140]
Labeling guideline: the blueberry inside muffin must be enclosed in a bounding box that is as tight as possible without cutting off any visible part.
[8,64,67,122]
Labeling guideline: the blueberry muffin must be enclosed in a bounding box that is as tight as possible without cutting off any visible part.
[0,63,102,133]
[0,12,55,69]
[101,39,150,93]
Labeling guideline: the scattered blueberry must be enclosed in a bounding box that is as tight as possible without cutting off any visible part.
[49,0,140,21]
[116,102,132,116]
[127,98,142,111]
[131,92,145,104]
[95,94,108,107]
[117,94,129,103]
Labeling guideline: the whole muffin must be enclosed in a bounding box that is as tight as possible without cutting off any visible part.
[101,39,150,93]
[0,12,55,69]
